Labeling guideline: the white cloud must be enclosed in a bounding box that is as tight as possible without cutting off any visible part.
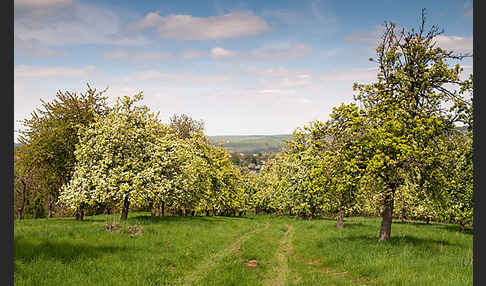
[258,89,296,95]
[346,26,473,56]
[433,35,473,54]
[15,0,73,9]
[269,75,312,88]
[210,47,239,59]
[101,43,310,64]
[207,43,311,62]
[345,25,385,45]
[463,1,472,16]
[258,67,291,77]
[254,67,313,90]
[15,65,96,78]
[102,50,173,62]
[320,49,339,57]
[132,11,269,40]
[14,35,68,57]
[320,67,378,82]
[15,0,149,47]
[180,50,206,60]
[251,44,310,60]
[279,97,312,105]
[122,70,232,85]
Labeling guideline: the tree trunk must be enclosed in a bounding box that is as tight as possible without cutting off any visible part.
[233,209,236,217]
[103,205,111,215]
[150,202,156,217]
[378,189,395,241]
[191,210,195,216]
[337,209,344,229]
[459,223,465,232]
[400,207,407,223]
[120,196,130,220]
[206,209,210,216]
[47,195,54,218]
[17,180,26,220]
[159,201,165,217]
[76,204,85,221]
[181,208,186,216]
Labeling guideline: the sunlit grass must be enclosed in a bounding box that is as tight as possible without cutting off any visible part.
[14,213,472,286]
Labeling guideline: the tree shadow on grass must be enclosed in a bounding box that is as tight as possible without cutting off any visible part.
[393,220,437,227]
[310,216,337,221]
[340,222,367,229]
[127,215,252,225]
[438,224,473,235]
[393,220,473,235]
[334,234,458,248]
[288,216,337,222]
[14,239,128,264]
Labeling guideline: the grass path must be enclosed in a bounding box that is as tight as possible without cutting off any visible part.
[264,224,294,286]
[177,222,270,285]
[289,252,373,285]
[14,214,473,285]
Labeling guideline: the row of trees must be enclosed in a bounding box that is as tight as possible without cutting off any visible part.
[254,11,473,240]
[59,93,257,220]
[14,10,473,241]
[14,88,260,221]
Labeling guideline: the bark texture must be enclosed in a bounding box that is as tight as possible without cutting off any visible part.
[17,180,26,220]
[337,209,344,229]
[120,196,130,220]
[47,195,54,218]
[76,204,85,221]
[378,188,395,241]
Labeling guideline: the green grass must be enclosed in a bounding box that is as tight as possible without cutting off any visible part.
[14,213,472,286]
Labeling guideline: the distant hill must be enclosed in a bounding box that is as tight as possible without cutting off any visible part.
[16,136,291,155]
[208,134,292,154]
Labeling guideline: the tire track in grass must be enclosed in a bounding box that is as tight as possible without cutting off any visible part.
[264,224,294,286]
[177,222,270,286]
[290,252,374,285]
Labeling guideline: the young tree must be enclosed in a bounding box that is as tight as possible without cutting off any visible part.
[17,84,109,218]
[14,145,39,220]
[169,113,205,139]
[311,103,367,228]
[353,10,471,240]
[58,93,166,220]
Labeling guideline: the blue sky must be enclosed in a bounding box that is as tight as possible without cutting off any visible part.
[14,0,473,141]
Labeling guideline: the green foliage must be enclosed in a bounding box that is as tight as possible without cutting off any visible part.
[15,10,473,243]
[351,12,471,239]
[58,93,253,219]
[257,10,473,237]
[58,93,174,216]
[16,84,110,217]
[169,113,205,139]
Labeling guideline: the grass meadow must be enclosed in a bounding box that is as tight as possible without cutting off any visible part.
[14,213,472,285]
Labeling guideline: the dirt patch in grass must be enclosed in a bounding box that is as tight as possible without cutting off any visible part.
[244,259,258,267]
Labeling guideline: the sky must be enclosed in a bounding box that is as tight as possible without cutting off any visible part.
[14,0,473,142]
